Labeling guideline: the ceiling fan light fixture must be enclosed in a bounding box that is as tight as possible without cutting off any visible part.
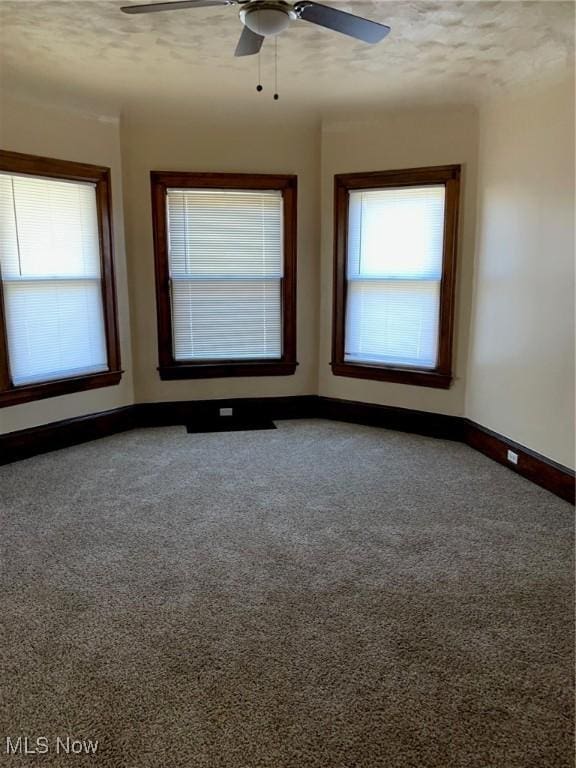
[242,6,291,36]
[121,0,392,58]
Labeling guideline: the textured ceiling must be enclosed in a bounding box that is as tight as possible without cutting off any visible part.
[0,0,574,114]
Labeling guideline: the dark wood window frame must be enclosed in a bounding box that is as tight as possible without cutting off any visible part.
[150,171,298,380]
[332,164,461,389]
[0,150,122,408]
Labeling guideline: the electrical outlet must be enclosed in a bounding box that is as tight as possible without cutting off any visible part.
[219,407,233,417]
[507,450,518,465]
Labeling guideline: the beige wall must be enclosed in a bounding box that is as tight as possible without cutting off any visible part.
[466,77,575,469]
[120,109,320,403]
[0,93,134,434]
[318,106,478,416]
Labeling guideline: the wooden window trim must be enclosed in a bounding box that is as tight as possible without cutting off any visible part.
[0,150,122,408]
[150,171,298,380]
[332,164,461,389]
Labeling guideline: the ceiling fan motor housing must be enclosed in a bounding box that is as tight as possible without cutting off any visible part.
[240,0,296,37]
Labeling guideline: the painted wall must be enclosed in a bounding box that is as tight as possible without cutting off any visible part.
[466,77,575,469]
[318,106,479,416]
[120,108,320,403]
[0,93,134,434]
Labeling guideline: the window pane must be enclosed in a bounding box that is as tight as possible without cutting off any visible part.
[167,189,283,278]
[172,279,281,360]
[4,280,108,385]
[166,188,283,362]
[0,173,101,279]
[348,186,445,279]
[345,185,445,369]
[0,172,108,386]
[345,280,440,369]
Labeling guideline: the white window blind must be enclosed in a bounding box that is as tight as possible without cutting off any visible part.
[345,185,446,369]
[166,188,283,361]
[0,173,108,386]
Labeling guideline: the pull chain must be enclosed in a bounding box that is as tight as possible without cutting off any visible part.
[256,45,263,92]
[256,9,263,92]
[273,37,279,100]
[254,33,279,99]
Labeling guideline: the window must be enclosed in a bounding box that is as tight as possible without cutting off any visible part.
[151,172,297,379]
[0,151,121,407]
[332,165,460,388]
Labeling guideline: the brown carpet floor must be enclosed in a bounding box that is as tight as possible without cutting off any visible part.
[0,419,573,767]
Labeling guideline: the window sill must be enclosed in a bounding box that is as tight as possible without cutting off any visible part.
[331,361,452,389]
[159,360,298,380]
[0,370,123,408]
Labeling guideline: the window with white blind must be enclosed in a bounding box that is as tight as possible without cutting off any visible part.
[0,151,121,407]
[151,172,297,379]
[332,166,460,389]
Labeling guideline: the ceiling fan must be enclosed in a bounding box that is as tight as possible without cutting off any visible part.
[120,0,391,57]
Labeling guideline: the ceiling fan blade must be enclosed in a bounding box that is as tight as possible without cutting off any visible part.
[121,0,233,14]
[235,25,265,56]
[294,1,390,43]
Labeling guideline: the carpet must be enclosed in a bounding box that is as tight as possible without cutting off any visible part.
[0,419,573,767]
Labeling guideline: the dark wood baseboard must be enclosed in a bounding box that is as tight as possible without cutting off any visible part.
[316,397,463,441]
[186,417,277,434]
[463,420,575,505]
[1,395,573,504]
[0,406,135,465]
[0,397,315,466]
[135,395,317,428]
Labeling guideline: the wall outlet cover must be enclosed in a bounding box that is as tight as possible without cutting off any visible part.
[507,449,519,465]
